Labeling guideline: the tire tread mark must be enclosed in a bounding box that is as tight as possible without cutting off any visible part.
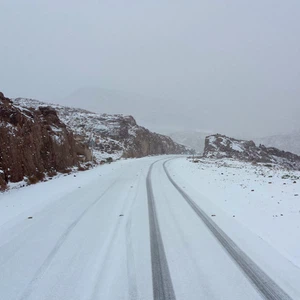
[147,162,176,300]
[163,160,293,300]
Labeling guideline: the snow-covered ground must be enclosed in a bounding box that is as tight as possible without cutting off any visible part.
[169,158,300,267]
[1,156,300,299]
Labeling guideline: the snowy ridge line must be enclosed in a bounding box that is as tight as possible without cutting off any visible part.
[163,160,293,300]
[18,178,120,300]
[147,161,176,300]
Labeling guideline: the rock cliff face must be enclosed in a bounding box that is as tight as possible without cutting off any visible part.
[123,127,189,158]
[0,92,91,190]
[203,134,300,170]
[13,98,190,161]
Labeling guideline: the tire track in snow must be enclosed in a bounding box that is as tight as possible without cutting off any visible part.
[147,162,176,300]
[163,160,292,300]
[19,179,119,300]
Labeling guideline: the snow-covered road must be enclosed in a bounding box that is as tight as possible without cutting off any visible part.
[0,157,299,300]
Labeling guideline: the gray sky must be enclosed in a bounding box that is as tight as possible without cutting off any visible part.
[1,0,300,138]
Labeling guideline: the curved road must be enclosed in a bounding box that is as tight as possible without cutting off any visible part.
[0,156,296,300]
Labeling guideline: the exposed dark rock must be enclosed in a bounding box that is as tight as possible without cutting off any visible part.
[122,126,188,158]
[13,98,191,160]
[203,134,300,170]
[0,92,91,190]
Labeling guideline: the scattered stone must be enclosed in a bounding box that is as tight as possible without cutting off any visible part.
[293,181,297,184]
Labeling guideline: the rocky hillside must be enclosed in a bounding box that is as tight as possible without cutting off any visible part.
[254,133,300,155]
[0,92,91,191]
[203,134,300,170]
[13,98,190,161]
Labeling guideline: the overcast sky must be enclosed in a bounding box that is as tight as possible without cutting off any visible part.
[1,1,300,138]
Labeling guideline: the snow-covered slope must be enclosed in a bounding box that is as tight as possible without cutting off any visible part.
[204,134,300,170]
[254,133,300,155]
[13,98,190,162]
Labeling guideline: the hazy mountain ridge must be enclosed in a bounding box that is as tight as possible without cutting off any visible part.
[254,134,300,155]
[61,87,196,133]
[168,131,210,154]
[204,134,300,170]
[13,97,191,162]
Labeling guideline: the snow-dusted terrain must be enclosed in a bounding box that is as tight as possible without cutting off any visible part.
[204,134,300,170]
[171,158,300,267]
[13,98,131,161]
[1,156,299,299]
[12,98,189,163]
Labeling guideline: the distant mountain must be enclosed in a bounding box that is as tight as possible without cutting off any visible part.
[60,87,185,133]
[168,131,210,154]
[254,133,300,155]
[203,134,300,170]
[13,98,191,163]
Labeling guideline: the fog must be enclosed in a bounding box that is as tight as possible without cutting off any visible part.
[1,1,300,138]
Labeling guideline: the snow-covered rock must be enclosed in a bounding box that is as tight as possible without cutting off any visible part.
[13,98,191,162]
[203,134,300,170]
[0,92,91,190]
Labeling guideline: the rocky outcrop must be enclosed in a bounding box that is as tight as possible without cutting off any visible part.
[203,134,300,170]
[13,98,191,161]
[0,92,91,190]
[123,127,189,158]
